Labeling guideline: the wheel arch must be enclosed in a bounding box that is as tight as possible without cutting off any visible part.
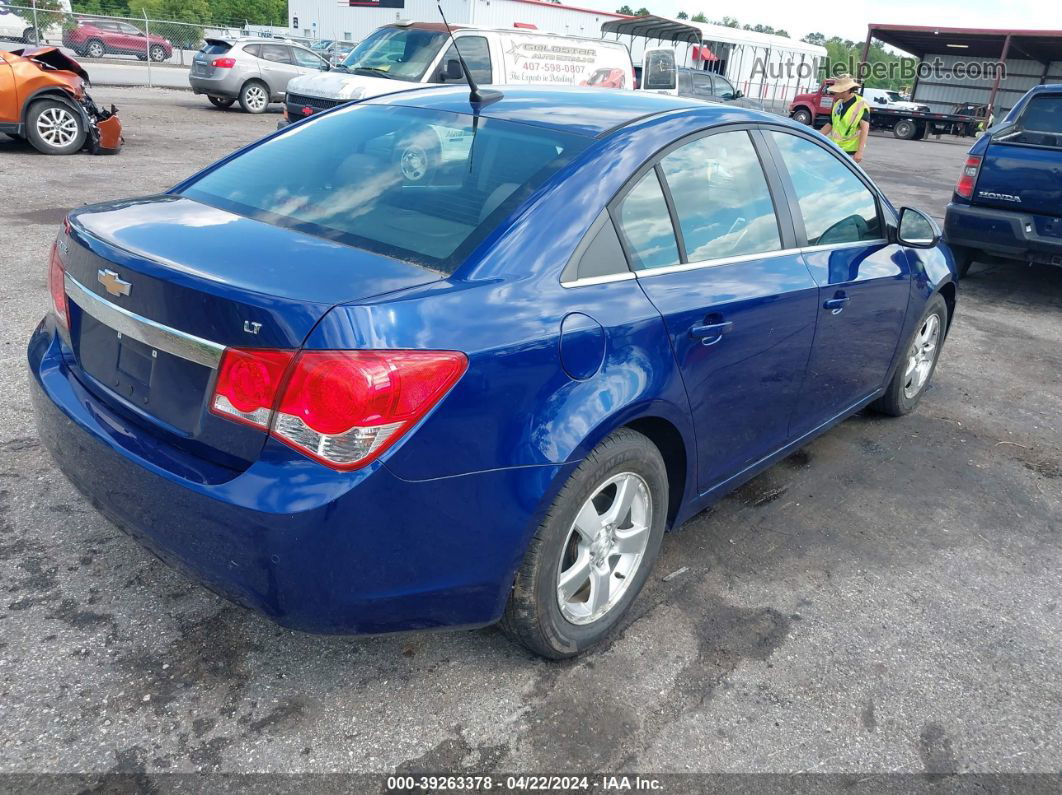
[624,415,688,528]
[21,88,87,129]
[938,279,957,334]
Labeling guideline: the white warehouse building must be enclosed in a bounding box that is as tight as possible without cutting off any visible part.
[283,0,825,107]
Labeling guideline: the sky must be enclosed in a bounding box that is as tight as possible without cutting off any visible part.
[647,0,1062,45]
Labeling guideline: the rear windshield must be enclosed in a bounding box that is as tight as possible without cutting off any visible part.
[180,104,590,272]
[201,41,231,55]
[998,95,1062,148]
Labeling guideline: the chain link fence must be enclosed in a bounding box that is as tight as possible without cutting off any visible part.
[0,2,302,69]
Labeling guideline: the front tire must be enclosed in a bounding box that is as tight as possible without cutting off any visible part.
[22,26,39,44]
[501,428,668,659]
[792,108,813,126]
[871,294,948,417]
[25,100,87,155]
[149,44,166,62]
[239,80,269,114]
[894,119,918,140]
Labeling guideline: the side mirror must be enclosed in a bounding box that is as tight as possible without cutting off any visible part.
[444,59,463,81]
[897,207,940,248]
[733,89,744,99]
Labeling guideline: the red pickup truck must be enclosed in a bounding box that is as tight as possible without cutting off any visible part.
[790,78,979,141]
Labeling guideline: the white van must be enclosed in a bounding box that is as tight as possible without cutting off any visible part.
[283,21,634,111]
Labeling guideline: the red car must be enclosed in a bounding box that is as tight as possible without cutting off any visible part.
[580,67,626,89]
[63,19,172,62]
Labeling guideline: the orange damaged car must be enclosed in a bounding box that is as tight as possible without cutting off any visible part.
[0,47,122,155]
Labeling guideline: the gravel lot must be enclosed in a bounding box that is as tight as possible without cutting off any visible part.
[1,87,1060,781]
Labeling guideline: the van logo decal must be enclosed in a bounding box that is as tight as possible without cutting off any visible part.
[97,269,131,297]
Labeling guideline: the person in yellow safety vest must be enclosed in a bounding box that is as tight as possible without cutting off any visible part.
[820,75,870,163]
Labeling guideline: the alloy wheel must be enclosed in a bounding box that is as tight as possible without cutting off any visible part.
[150,45,165,61]
[244,85,267,111]
[87,41,103,57]
[556,472,652,625]
[903,313,940,399]
[35,107,80,150]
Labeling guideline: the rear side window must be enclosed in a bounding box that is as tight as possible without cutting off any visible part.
[260,44,291,64]
[242,43,261,57]
[203,42,232,56]
[1000,94,1062,147]
[770,131,882,246]
[614,170,681,271]
[659,130,781,261]
[181,104,589,272]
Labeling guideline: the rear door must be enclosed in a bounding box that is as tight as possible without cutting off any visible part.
[976,92,1062,217]
[764,129,911,433]
[258,43,299,95]
[640,48,677,95]
[612,127,819,493]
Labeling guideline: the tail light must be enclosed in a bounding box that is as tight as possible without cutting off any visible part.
[955,155,982,199]
[211,57,236,68]
[211,348,467,470]
[48,242,68,331]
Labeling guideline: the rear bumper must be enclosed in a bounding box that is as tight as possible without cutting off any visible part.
[188,74,242,98]
[28,320,566,635]
[944,202,1062,267]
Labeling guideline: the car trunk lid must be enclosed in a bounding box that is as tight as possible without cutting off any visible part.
[61,195,441,471]
[192,38,232,77]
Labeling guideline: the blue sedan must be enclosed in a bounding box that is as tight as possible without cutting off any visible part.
[28,86,957,658]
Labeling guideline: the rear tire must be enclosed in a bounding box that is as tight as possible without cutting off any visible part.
[500,428,668,659]
[208,96,235,109]
[871,294,948,417]
[239,80,269,114]
[25,100,87,155]
[22,26,39,44]
[791,108,813,126]
[894,119,918,140]
[85,39,105,58]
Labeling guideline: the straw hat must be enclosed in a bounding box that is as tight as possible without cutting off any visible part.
[828,75,861,94]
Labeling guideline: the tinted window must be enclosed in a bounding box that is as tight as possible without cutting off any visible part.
[660,131,781,261]
[203,42,232,55]
[712,74,736,97]
[438,36,492,85]
[119,23,142,35]
[770,132,881,246]
[182,105,589,272]
[292,46,326,69]
[692,72,712,92]
[260,44,291,64]
[615,170,680,271]
[1020,95,1062,133]
[568,213,629,281]
[643,50,676,90]
[242,43,261,57]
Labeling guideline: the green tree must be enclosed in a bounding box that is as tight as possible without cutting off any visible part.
[802,32,826,46]
[676,10,688,19]
[635,7,650,15]
[690,12,707,22]
[617,4,634,14]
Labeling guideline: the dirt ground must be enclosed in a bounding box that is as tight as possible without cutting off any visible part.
[1,87,1060,781]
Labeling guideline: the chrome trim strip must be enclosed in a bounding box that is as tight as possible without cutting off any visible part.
[64,274,225,369]
[560,271,637,288]
[800,238,889,254]
[634,247,804,278]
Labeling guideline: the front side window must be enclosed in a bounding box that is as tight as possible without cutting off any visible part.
[660,131,781,261]
[437,36,492,85]
[614,170,680,271]
[181,104,589,272]
[770,131,881,246]
[341,26,447,82]
[712,74,736,98]
[292,46,327,69]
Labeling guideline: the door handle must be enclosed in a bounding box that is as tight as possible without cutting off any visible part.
[689,320,733,345]
[823,294,850,315]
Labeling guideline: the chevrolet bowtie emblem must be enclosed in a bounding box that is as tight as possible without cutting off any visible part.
[98,268,131,297]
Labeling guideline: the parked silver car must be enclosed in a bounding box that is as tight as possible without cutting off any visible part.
[189,38,331,114]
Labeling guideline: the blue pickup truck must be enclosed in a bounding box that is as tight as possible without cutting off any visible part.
[944,84,1062,277]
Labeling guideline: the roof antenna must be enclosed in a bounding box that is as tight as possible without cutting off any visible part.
[436,3,502,106]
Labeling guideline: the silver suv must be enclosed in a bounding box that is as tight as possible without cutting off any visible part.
[190,38,331,114]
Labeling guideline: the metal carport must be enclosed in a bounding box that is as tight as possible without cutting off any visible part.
[861,24,1062,120]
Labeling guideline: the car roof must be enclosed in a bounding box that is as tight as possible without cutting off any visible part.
[366,86,767,138]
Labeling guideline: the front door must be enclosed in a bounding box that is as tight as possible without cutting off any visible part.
[611,128,819,492]
[765,129,911,434]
